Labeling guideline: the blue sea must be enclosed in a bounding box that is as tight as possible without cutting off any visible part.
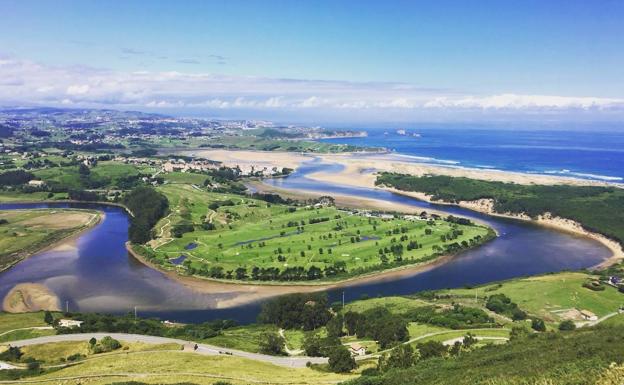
[320,126,624,182]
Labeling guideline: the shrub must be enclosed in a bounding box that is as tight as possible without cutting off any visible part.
[327,345,356,373]
[559,320,577,331]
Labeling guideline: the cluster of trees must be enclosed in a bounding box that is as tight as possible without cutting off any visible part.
[405,304,494,329]
[258,293,332,330]
[123,187,169,243]
[376,172,624,246]
[88,336,121,354]
[485,293,527,320]
[343,308,409,349]
[186,263,331,282]
[53,312,237,340]
[0,169,34,186]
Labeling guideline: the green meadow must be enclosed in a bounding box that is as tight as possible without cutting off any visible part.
[144,183,491,282]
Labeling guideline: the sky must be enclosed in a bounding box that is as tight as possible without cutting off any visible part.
[1,0,623,124]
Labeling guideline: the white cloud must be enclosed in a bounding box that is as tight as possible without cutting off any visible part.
[66,84,90,95]
[424,94,624,110]
[0,56,622,117]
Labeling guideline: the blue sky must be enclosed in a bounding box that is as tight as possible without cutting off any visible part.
[1,0,623,123]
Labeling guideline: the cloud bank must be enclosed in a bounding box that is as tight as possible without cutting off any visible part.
[1,56,623,120]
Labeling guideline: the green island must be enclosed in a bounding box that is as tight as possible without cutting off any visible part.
[132,183,492,283]
[0,209,101,271]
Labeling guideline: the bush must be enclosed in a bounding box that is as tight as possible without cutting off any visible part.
[531,318,546,332]
[559,320,577,331]
[258,332,286,356]
[327,345,356,373]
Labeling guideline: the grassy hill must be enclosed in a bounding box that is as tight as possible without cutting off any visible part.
[344,325,624,385]
[0,340,355,385]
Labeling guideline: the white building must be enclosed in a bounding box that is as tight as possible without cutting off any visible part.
[58,319,83,328]
[348,343,366,356]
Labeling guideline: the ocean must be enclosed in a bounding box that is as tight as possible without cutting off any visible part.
[320,127,624,182]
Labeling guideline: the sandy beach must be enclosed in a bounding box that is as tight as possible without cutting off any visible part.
[190,149,621,188]
[2,283,60,312]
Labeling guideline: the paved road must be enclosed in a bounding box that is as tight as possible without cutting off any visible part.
[442,336,508,346]
[6,333,327,368]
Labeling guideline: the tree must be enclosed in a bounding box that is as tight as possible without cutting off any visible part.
[463,333,478,348]
[0,346,23,361]
[327,345,356,373]
[559,320,576,331]
[78,163,91,176]
[259,332,286,356]
[417,340,447,360]
[89,337,97,346]
[124,186,169,244]
[44,310,54,325]
[378,344,419,372]
[303,335,341,357]
[531,318,546,332]
[509,325,530,341]
[326,314,344,338]
[449,341,463,356]
[344,311,360,335]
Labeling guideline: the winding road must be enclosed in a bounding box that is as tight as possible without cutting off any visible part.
[5,333,328,368]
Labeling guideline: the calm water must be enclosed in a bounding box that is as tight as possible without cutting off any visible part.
[0,162,612,323]
[321,127,624,182]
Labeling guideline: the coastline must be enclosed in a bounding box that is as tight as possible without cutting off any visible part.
[0,208,104,273]
[188,148,622,188]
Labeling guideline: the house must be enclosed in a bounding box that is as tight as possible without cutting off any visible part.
[27,180,46,187]
[579,310,598,321]
[348,343,366,356]
[58,319,83,328]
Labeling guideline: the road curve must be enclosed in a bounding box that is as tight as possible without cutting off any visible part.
[5,333,328,368]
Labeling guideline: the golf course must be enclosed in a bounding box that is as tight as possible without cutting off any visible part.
[137,183,492,283]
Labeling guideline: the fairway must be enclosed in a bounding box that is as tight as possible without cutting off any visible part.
[143,183,492,283]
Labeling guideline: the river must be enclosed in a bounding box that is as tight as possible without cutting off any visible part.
[0,161,612,323]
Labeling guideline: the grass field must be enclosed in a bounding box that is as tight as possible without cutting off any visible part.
[0,209,99,271]
[144,183,491,282]
[0,328,56,343]
[33,161,155,190]
[18,340,181,364]
[0,312,53,334]
[437,272,624,321]
[0,191,68,202]
[344,296,431,315]
[4,344,355,385]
